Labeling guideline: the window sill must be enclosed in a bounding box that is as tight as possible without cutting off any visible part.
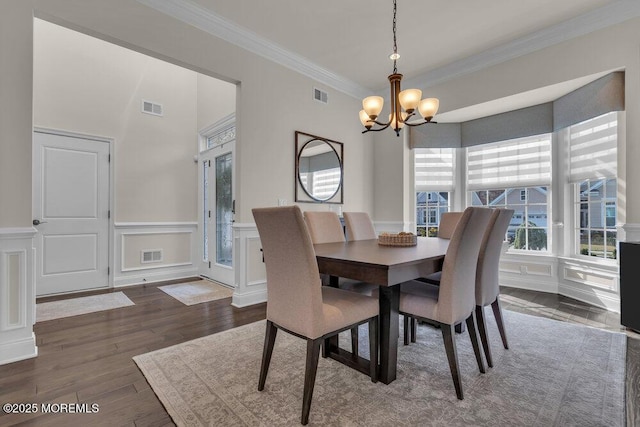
[557,255,618,272]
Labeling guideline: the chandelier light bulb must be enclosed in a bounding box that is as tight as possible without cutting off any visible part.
[359,110,372,129]
[362,96,384,119]
[399,89,422,113]
[418,98,440,121]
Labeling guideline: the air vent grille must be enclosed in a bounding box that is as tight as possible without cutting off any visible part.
[141,249,163,264]
[142,100,163,116]
[313,87,328,104]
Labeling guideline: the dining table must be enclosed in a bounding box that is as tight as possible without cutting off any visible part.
[313,237,449,384]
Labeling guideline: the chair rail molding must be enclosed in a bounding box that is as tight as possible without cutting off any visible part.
[0,227,37,365]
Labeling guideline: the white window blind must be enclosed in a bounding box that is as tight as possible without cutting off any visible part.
[466,134,551,190]
[414,148,455,192]
[569,112,617,182]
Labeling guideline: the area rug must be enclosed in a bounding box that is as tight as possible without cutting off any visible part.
[36,291,135,322]
[158,280,233,306]
[133,310,625,426]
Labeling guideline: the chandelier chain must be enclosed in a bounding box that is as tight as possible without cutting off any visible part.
[392,0,397,74]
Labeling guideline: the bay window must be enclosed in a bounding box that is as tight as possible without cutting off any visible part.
[415,148,454,236]
[569,112,618,260]
[466,134,552,251]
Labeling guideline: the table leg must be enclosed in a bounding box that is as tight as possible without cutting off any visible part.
[378,285,399,384]
[323,275,340,358]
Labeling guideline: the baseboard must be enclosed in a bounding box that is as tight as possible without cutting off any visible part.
[113,267,199,288]
[0,333,37,365]
[231,285,266,308]
[558,282,620,313]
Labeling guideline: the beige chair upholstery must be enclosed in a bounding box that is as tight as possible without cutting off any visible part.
[303,210,376,354]
[343,211,377,241]
[303,211,345,244]
[437,211,464,239]
[399,207,493,399]
[474,208,514,368]
[253,206,379,425]
[418,211,464,286]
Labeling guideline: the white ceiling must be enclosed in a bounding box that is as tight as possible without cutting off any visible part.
[139,0,639,120]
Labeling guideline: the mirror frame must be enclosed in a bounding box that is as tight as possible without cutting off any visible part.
[295,131,344,204]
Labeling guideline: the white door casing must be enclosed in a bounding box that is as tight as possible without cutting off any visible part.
[200,141,235,286]
[33,131,110,295]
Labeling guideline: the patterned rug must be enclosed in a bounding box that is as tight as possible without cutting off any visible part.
[134,310,625,426]
[36,292,135,322]
[158,280,233,306]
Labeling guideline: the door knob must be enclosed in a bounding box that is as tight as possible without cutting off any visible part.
[33,219,48,226]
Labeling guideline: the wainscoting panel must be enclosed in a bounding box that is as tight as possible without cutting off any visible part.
[113,222,198,287]
[0,228,37,365]
[232,223,266,308]
[498,253,559,294]
[558,257,619,312]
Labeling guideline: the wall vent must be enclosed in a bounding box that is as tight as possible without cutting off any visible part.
[142,100,163,116]
[141,249,163,264]
[313,87,328,104]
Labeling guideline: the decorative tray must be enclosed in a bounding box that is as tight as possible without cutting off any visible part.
[377,232,417,247]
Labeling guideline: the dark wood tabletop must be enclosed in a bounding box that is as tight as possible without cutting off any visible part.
[313,237,449,384]
[314,237,449,286]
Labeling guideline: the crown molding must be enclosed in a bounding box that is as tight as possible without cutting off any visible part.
[137,0,640,101]
[135,0,370,100]
[402,0,640,92]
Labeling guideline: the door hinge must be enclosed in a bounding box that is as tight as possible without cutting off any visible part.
[108,154,111,162]
[107,267,110,275]
[208,210,211,218]
[108,210,111,219]
[208,261,211,268]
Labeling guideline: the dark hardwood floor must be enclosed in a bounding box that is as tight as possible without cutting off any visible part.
[0,281,636,426]
[0,279,266,426]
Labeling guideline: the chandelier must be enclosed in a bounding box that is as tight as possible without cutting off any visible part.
[359,0,439,136]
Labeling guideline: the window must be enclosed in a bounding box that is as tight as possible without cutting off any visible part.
[569,112,618,260]
[471,187,548,250]
[467,134,551,251]
[414,148,455,237]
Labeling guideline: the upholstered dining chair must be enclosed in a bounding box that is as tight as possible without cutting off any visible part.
[253,206,379,425]
[303,211,372,355]
[474,208,514,368]
[406,209,514,368]
[437,211,464,239]
[343,211,377,241]
[406,211,464,339]
[399,207,493,400]
[303,211,345,245]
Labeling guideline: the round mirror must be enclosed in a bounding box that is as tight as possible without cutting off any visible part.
[297,138,342,202]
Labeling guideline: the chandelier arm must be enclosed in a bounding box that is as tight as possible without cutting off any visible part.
[403,120,439,127]
[362,123,393,134]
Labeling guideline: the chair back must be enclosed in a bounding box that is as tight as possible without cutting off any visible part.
[438,212,464,239]
[437,207,493,324]
[253,206,324,338]
[343,212,377,241]
[476,209,514,306]
[303,211,345,244]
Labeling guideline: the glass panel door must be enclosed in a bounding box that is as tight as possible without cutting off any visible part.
[215,152,233,267]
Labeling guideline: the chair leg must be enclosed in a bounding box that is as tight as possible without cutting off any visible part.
[441,323,463,400]
[465,310,486,374]
[351,327,359,357]
[301,338,322,425]
[491,297,509,349]
[258,320,278,391]
[410,317,417,343]
[368,317,378,383]
[403,315,410,345]
[475,305,493,368]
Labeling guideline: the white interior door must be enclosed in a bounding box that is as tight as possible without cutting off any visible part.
[201,142,234,286]
[33,131,110,295]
